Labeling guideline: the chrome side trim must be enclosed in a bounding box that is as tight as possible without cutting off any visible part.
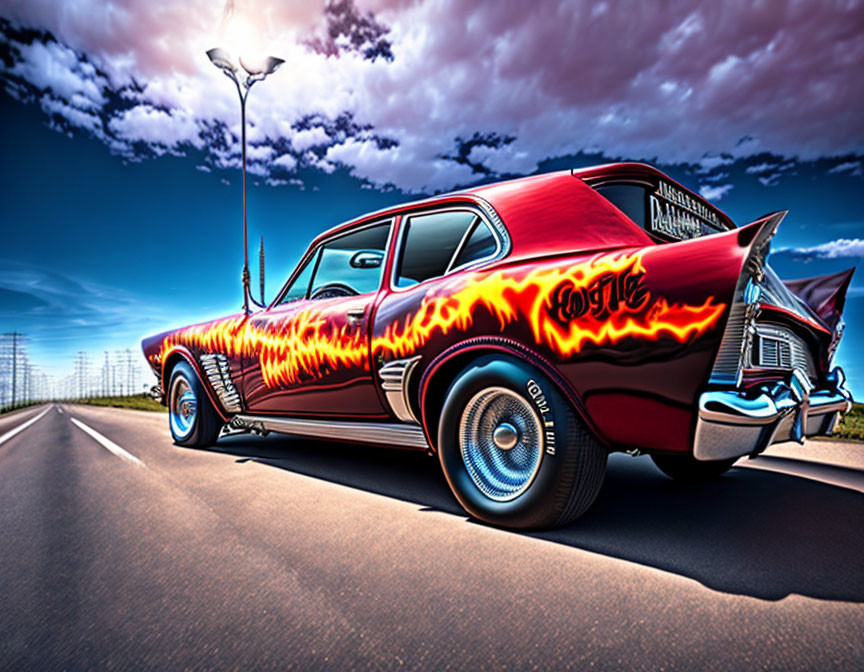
[199,354,242,414]
[694,366,852,461]
[378,356,421,423]
[230,415,429,450]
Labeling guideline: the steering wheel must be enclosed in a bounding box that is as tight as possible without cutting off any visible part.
[309,282,360,300]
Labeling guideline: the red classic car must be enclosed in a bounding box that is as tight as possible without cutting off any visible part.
[142,163,854,529]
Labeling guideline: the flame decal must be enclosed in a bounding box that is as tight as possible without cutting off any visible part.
[158,251,726,387]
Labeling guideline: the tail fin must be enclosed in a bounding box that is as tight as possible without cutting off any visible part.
[783,268,855,330]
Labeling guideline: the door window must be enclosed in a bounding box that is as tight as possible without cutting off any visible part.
[280,251,319,304]
[308,222,391,299]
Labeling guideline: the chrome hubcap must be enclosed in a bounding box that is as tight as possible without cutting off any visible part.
[492,422,519,450]
[169,374,197,440]
[459,387,544,501]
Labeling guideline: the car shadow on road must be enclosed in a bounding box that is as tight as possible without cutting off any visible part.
[210,433,864,603]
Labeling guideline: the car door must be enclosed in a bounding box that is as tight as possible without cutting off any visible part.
[241,220,393,417]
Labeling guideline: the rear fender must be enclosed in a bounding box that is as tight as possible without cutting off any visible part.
[579,214,784,454]
[418,336,606,453]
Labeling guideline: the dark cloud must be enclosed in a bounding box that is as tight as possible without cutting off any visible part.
[305,0,394,62]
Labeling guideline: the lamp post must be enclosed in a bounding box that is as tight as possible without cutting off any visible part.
[206,48,284,315]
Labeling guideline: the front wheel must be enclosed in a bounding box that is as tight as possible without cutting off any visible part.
[437,355,606,530]
[167,360,223,447]
[651,453,737,481]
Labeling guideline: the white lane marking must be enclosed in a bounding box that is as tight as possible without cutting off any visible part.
[0,406,52,446]
[70,417,144,467]
[57,406,64,414]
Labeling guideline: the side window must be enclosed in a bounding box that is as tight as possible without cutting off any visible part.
[395,210,498,288]
[280,250,319,304]
[308,222,391,299]
[594,183,648,229]
[451,220,497,270]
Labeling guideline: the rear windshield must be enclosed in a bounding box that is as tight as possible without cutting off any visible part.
[594,181,727,241]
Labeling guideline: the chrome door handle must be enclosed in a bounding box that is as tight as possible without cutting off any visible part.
[346,308,366,323]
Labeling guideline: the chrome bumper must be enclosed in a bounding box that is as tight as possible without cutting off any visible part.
[693,367,853,461]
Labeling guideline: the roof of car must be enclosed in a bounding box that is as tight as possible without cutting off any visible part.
[307,162,735,259]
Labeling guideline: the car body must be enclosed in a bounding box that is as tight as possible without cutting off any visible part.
[142,163,854,528]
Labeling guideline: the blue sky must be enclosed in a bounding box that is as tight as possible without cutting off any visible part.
[0,1,862,395]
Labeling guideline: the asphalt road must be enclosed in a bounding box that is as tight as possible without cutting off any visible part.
[1,403,862,671]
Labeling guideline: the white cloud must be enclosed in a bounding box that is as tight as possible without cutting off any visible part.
[291,127,331,152]
[779,238,864,260]
[10,40,106,107]
[273,153,297,172]
[828,160,862,176]
[467,144,536,176]
[246,144,275,162]
[696,154,733,174]
[746,162,779,175]
[698,183,733,201]
[2,0,863,192]
[108,105,203,150]
[326,137,477,191]
[39,95,102,132]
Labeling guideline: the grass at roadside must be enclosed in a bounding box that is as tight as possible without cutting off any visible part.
[74,394,167,413]
[833,402,864,442]
[2,395,166,415]
[0,402,41,416]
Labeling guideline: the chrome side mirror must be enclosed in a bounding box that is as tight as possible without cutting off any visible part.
[350,250,384,269]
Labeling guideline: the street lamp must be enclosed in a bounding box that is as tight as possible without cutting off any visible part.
[206,47,284,315]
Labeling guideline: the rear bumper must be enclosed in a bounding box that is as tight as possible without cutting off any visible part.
[693,367,853,461]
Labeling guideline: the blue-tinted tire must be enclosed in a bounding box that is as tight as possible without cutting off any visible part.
[167,360,222,447]
[437,355,606,529]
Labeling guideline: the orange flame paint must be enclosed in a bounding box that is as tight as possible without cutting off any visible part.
[159,251,726,387]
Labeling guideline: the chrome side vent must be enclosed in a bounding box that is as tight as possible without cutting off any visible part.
[378,356,421,423]
[200,353,242,413]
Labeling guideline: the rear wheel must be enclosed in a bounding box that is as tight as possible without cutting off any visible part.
[651,453,737,481]
[167,360,223,447]
[437,355,606,530]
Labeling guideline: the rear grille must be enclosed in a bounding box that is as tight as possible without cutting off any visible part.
[760,338,781,367]
[754,324,814,379]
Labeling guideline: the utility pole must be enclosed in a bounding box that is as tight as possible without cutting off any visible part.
[11,331,17,407]
[126,349,134,397]
[75,351,88,400]
[103,351,110,397]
